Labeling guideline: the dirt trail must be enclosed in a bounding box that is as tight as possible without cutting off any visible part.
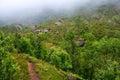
[27,61,40,80]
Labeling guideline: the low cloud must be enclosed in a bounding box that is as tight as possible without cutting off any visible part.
[0,0,119,25]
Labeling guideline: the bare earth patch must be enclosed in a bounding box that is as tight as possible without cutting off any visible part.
[27,61,40,80]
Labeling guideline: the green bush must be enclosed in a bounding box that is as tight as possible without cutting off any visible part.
[0,48,19,80]
[47,47,72,70]
[18,38,32,54]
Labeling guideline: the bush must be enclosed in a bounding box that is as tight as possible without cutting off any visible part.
[47,47,72,70]
[0,48,19,80]
[18,38,32,54]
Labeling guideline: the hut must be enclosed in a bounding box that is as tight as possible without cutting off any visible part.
[15,24,22,31]
[77,38,85,47]
[34,29,41,34]
[55,22,62,26]
[43,29,49,33]
[34,29,49,34]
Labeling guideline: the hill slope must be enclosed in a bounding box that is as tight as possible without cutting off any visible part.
[12,54,82,80]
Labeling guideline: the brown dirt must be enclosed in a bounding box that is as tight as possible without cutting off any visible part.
[27,61,40,80]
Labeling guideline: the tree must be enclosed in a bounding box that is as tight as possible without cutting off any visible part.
[74,16,89,36]
[65,30,76,55]
[47,47,72,70]
[18,37,32,54]
[0,48,19,80]
[89,37,120,79]
[112,15,120,24]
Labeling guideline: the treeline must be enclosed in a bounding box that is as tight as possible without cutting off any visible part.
[0,30,73,80]
[50,15,120,79]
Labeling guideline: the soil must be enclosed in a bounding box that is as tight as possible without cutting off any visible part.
[27,61,41,80]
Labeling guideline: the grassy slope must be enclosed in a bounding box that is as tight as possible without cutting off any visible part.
[12,54,31,80]
[12,53,83,80]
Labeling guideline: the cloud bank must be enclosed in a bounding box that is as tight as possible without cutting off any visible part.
[0,0,119,25]
[0,0,89,16]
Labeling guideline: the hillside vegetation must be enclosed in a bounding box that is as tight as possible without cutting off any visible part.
[0,1,120,80]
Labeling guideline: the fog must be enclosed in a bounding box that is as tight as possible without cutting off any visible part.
[0,0,119,25]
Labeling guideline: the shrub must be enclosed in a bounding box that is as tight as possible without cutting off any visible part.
[47,47,72,70]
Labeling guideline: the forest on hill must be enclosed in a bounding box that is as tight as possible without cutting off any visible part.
[0,0,120,80]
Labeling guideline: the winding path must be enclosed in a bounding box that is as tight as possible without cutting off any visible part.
[27,61,41,80]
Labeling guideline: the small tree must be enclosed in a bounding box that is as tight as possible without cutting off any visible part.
[18,38,32,55]
[0,48,19,80]
[65,30,76,55]
[47,47,72,70]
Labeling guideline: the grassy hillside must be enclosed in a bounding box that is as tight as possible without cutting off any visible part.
[0,2,120,80]
[12,53,82,80]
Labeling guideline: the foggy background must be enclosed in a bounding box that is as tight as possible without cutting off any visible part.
[0,0,119,25]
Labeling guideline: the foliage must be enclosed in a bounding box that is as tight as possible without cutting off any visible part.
[0,2,120,80]
[112,15,120,24]
[0,48,19,80]
[47,47,72,70]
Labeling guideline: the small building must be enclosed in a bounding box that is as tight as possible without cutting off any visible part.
[15,24,23,31]
[77,39,85,47]
[34,29,49,34]
[34,29,42,34]
[43,29,49,33]
[55,22,62,26]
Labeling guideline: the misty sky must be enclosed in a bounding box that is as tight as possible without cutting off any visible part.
[0,0,115,25]
[0,0,92,24]
[0,0,90,15]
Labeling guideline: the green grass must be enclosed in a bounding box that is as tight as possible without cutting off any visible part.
[24,54,83,80]
[12,53,83,80]
[12,53,30,80]
[25,54,67,80]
